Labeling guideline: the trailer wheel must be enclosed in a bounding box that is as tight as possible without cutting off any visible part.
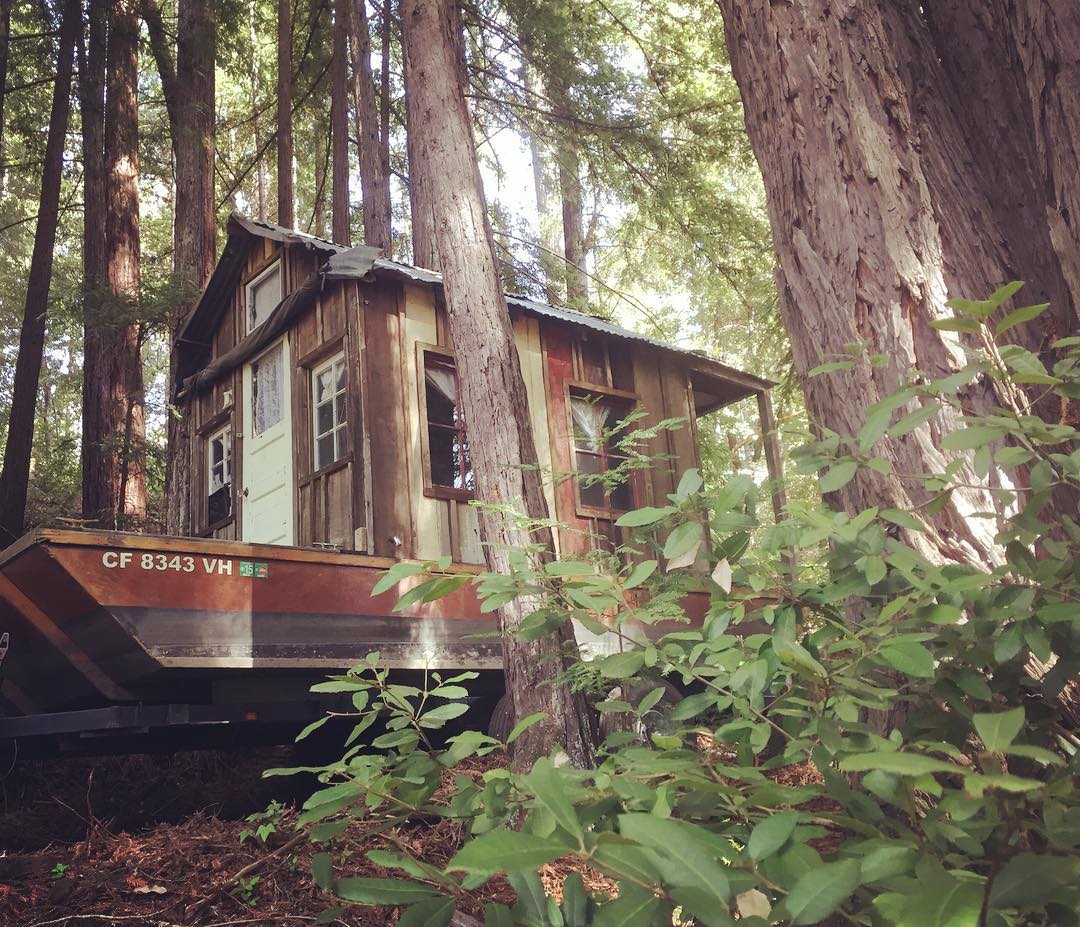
[487,693,515,741]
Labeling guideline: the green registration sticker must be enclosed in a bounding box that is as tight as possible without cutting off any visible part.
[239,561,270,578]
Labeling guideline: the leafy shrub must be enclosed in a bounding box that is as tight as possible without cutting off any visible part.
[274,289,1080,926]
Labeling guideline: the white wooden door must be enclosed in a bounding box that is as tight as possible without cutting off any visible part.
[241,336,295,545]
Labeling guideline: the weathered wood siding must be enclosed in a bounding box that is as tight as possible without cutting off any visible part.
[177,231,706,567]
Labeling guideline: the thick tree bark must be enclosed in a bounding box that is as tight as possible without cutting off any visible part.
[401,0,597,770]
[331,0,351,244]
[277,0,295,227]
[0,0,78,543]
[919,0,1076,343]
[161,0,216,536]
[347,0,392,251]
[90,0,146,524]
[990,1,1080,325]
[557,137,588,308]
[717,0,1022,569]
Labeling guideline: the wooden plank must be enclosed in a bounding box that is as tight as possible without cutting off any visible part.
[631,345,676,505]
[348,280,371,552]
[364,282,415,558]
[659,353,699,488]
[326,465,353,548]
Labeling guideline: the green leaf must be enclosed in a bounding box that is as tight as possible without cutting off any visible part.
[593,883,661,927]
[618,813,730,902]
[748,811,798,862]
[882,508,925,532]
[623,559,658,590]
[940,425,1008,451]
[331,877,439,905]
[430,684,469,699]
[398,897,455,927]
[597,650,646,679]
[972,707,1025,752]
[860,845,917,883]
[295,714,331,742]
[819,460,858,493]
[996,302,1049,336]
[371,728,419,750]
[989,853,1080,909]
[525,758,583,844]
[615,506,675,528]
[448,830,570,875]
[506,711,545,744]
[483,903,514,927]
[311,852,333,890]
[840,752,957,777]
[664,521,703,560]
[418,702,470,728]
[372,562,428,596]
[561,873,588,927]
[888,401,940,439]
[676,468,704,498]
[880,641,935,678]
[782,859,861,925]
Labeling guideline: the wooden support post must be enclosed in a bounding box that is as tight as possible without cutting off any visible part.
[756,389,786,523]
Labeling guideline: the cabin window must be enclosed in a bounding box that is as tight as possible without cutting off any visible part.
[246,260,282,333]
[207,426,233,524]
[421,350,474,495]
[569,389,635,514]
[251,342,284,435]
[312,353,347,469]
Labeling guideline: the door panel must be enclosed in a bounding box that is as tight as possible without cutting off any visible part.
[242,337,295,545]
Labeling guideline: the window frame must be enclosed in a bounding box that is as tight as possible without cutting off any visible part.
[311,351,349,474]
[565,379,639,520]
[416,342,475,501]
[205,422,234,531]
[244,258,283,334]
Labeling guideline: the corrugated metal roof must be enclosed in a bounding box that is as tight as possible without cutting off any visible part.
[370,258,774,393]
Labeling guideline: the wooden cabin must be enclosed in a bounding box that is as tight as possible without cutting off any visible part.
[0,213,779,735]
[173,213,777,564]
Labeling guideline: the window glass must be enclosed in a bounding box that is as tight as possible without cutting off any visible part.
[312,353,347,469]
[424,353,474,493]
[252,343,284,435]
[247,262,282,333]
[207,426,232,524]
[570,392,633,512]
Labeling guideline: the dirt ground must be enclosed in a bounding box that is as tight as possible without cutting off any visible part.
[0,748,836,926]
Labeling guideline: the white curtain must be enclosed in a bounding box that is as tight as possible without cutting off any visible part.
[254,343,283,434]
[425,365,457,404]
[571,396,613,451]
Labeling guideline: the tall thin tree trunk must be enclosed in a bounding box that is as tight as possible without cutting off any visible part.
[0,0,13,194]
[164,0,216,535]
[521,64,561,303]
[102,0,146,523]
[80,0,108,524]
[347,0,391,250]
[380,0,390,193]
[401,0,597,770]
[250,0,266,221]
[331,0,351,244]
[0,0,78,543]
[277,0,295,227]
[557,135,588,308]
[402,21,437,269]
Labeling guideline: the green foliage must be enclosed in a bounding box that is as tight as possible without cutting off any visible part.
[276,293,1080,925]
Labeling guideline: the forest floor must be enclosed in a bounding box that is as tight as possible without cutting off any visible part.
[0,748,833,926]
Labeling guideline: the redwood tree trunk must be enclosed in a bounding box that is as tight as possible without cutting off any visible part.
[80,0,108,524]
[332,0,351,244]
[401,0,597,769]
[558,135,588,308]
[166,0,217,535]
[0,0,78,543]
[402,22,438,270]
[716,0,1028,568]
[347,0,392,251]
[277,0,295,227]
[90,0,146,525]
